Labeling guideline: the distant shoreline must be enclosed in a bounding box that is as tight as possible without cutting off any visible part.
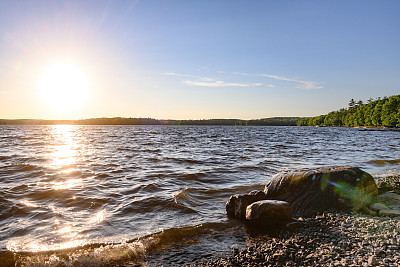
[0,117,302,126]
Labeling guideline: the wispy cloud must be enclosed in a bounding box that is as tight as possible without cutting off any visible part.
[165,72,198,78]
[235,72,323,90]
[165,71,321,89]
[182,80,264,87]
[166,72,272,88]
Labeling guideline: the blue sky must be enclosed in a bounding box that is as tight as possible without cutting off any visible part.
[0,0,399,119]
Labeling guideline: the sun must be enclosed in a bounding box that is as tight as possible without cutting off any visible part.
[38,62,91,113]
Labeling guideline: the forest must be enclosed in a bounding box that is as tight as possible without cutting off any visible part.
[297,95,400,127]
[2,95,398,127]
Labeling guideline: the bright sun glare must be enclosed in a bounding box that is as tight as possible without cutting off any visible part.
[38,62,91,112]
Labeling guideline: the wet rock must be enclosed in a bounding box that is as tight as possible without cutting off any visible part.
[264,166,378,217]
[226,190,267,219]
[245,200,291,225]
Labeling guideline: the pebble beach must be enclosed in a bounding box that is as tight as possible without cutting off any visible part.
[196,176,400,266]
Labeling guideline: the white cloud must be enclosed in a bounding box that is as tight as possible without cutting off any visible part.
[199,77,215,82]
[165,72,197,77]
[166,71,321,89]
[234,72,323,90]
[183,80,264,87]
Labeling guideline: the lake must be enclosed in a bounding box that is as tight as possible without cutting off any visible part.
[0,125,399,266]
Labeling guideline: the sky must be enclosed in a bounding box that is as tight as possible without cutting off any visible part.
[0,0,399,120]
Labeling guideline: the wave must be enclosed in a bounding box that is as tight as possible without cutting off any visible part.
[2,241,146,267]
[119,195,197,214]
[0,222,241,267]
[177,172,208,181]
[166,157,204,165]
[0,156,10,161]
[7,163,41,172]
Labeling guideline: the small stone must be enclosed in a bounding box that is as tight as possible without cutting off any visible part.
[368,255,377,266]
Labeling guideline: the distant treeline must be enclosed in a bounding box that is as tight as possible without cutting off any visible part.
[297,95,400,127]
[0,117,302,126]
[175,117,301,126]
[0,118,162,125]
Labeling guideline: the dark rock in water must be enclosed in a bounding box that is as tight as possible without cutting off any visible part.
[226,190,267,219]
[264,166,378,217]
[245,200,291,225]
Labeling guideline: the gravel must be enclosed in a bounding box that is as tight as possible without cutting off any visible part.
[195,175,400,266]
[196,212,400,266]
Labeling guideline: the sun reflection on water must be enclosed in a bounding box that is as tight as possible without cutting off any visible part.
[52,178,83,190]
[47,125,79,171]
[58,225,78,238]
[7,238,88,253]
[20,200,39,208]
[6,125,109,254]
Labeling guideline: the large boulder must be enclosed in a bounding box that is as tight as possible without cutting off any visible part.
[245,200,292,225]
[264,166,378,217]
[226,190,267,219]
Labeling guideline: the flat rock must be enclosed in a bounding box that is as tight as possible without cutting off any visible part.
[369,202,389,211]
[226,190,267,219]
[377,192,400,206]
[378,209,400,217]
[390,205,400,210]
[245,200,291,225]
[264,166,378,217]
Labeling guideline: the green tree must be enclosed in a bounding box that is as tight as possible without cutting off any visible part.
[302,95,400,128]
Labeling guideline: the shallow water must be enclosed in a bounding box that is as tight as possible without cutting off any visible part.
[0,125,399,266]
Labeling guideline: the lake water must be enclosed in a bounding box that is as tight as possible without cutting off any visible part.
[0,125,399,266]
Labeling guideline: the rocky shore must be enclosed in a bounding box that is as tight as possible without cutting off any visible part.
[195,174,400,266]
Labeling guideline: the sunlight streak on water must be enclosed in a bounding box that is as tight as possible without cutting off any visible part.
[20,200,39,208]
[51,178,83,190]
[46,125,81,171]
[6,238,89,253]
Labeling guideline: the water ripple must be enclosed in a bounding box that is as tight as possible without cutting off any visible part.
[0,125,400,265]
